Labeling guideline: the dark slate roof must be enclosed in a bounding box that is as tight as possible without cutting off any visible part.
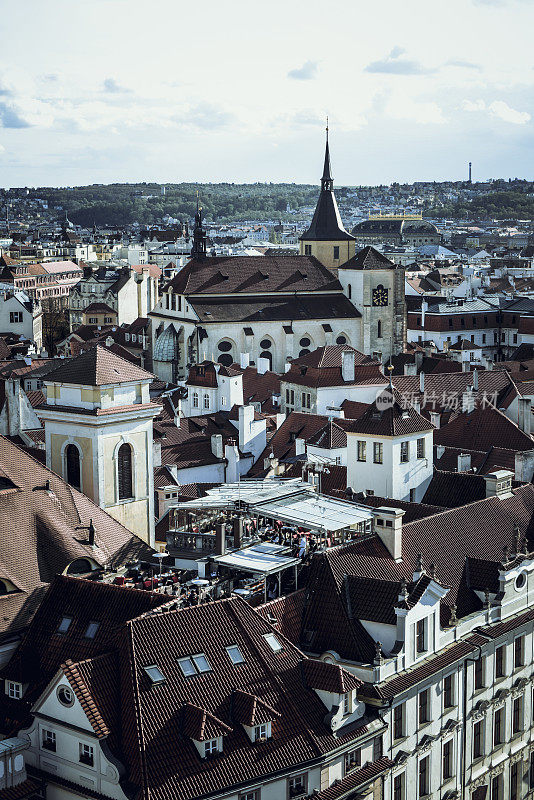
[345,387,433,437]
[166,255,340,296]
[422,470,489,508]
[300,141,354,243]
[301,658,362,693]
[308,420,347,449]
[188,293,359,323]
[43,345,154,386]
[433,405,533,453]
[339,246,398,271]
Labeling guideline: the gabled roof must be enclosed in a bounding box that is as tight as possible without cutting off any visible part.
[301,658,362,694]
[339,246,397,271]
[166,255,340,296]
[231,690,281,727]
[182,702,233,741]
[43,345,154,386]
[345,387,433,437]
[433,404,533,453]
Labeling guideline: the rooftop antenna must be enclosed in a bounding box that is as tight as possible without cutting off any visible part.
[468,162,472,184]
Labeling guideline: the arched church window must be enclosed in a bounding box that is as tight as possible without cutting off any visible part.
[218,341,232,352]
[260,339,272,349]
[65,444,81,490]
[117,443,133,500]
[336,335,347,345]
[377,320,383,339]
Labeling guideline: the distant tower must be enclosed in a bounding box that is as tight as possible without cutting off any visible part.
[468,162,472,184]
[299,121,356,269]
[190,195,207,260]
[161,185,166,196]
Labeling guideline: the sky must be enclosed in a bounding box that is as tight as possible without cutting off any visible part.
[0,0,533,187]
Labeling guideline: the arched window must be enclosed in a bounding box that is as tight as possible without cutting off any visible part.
[377,320,382,339]
[193,392,199,408]
[117,443,133,500]
[65,444,81,490]
[67,558,94,575]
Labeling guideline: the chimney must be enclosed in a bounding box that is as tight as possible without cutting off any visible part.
[419,372,425,393]
[472,369,479,391]
[415,351,424,371]
[484,470,514,500]
[232,517,243,549]
[430,411,440,429]
[240,352,250,369]
[215,523,226,556]
[238,405,254,452]
[518,397,531,435]
[257,357,269,375]
[436,444,445,459]
[105,336,114,348]
[421,300,428,327]
[404,362,417,376]
[374,507,405,562]
[341,350,356,382]
[457,453,472,472]
[88,519,95,547]
[295,437,306,456]
[211,433,223,459]
[284,361,291,373]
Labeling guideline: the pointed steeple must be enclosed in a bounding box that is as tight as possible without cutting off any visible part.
[321,118,333,191]
[190,192,207,260]
[300,123,354,244]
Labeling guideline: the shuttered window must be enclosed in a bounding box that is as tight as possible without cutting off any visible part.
[118,444,133,500]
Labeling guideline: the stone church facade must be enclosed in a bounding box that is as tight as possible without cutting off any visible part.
[150,135,406,380]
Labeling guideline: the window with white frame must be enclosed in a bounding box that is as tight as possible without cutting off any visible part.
[193,392,199,408]
[42,729,56,751]
[79,742,94,767]
[203,738,219,756]
[373,442,383,464]
[203,394,210,409]
[288,773,308,798]
[357,441,366,462]
[239,791,259,800]
[417,438,425,459]
[9,312,23,324]
[253,723,269,741]
[344,747,361,774]
[342,692,352,715]
[6,681,22,699]
[400,441,409,463]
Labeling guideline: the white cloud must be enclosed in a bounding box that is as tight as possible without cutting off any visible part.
[461,98,531,124]
[365,47,436,76]
[287,61,318,81]
[489,100,531,124]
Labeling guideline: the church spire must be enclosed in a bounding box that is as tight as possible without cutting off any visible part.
[190,191,207,260]
[322,118,333,190]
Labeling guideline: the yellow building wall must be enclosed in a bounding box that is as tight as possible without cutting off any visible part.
[101,430,150,543]
[299,239,355,270]
[50,432,94,499]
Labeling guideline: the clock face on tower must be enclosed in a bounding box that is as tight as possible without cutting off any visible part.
[372,285,388,307]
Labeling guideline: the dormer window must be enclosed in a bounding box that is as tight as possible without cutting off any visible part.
[253,722,270,742]
[342,692,353,716]
[203,738,220,757]
[6,681,22,700]
[416,618,427,654]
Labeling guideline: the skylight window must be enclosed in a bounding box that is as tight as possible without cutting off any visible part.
[178,657,197,677]
[144,665,166,685]
[192,654,212,673]
[178,654,212,676]
[57,616,72,634]
[226,645,244,665]
[264,633,283,653]
[84,622,100,640]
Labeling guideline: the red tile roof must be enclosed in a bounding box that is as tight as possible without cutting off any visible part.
[43,345,154,386]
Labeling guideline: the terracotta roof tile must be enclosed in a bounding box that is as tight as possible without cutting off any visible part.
[43,345,154,386]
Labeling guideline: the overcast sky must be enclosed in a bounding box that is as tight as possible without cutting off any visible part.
[0,0,533,187]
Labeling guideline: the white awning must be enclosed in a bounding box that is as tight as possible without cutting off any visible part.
[214,543,300,575]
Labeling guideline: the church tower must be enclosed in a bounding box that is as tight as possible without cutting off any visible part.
[191,196,207,260]
[38,346,161,547]
[338,246,406,362]
[299,126,356,269]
